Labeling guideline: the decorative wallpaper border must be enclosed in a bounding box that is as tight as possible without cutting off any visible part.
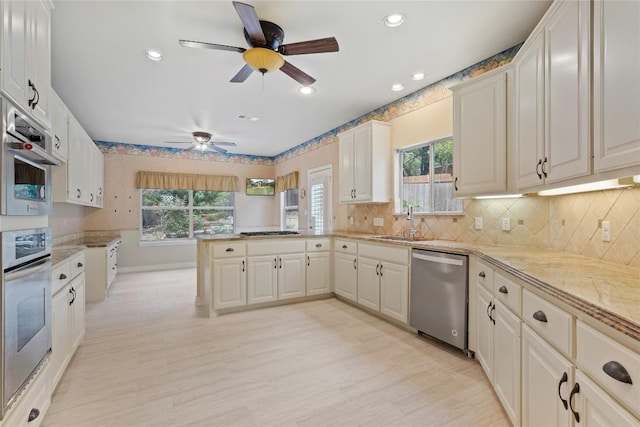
[95,43,521,165]
[95,140,274,166]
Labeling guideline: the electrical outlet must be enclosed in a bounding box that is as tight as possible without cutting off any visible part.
[349,216,354,225]
[602,220,611,242]
[474,217,483,230]
[502,217,511,231]
[373,217,384,227]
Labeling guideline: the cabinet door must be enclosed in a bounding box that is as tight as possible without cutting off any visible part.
[306,252,331,296]
[593,0,640,173]
[51,286,71,391]
[95,148,104,207]
[575,370,640,427]
[476,283,494,380]
[338,132,355,202]
[544,0,591,184]
[334,253,357,302]
[67,117,84,203]
[51,91,69,161]
[213,258,246,309]
[522,325,573,427]
[353,126,372,201]
[453,71,507,196]
[493,301,521,427]
[515,31,545,190]
[278,253,306,300]
[70,274,85,352]
[1,1,29,107]
[247,255,277,304]
[357,256,380,311]
[379,261,408,323]
[28,0,51,126]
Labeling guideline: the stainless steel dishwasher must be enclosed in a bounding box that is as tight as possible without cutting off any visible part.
[410,249,468,353]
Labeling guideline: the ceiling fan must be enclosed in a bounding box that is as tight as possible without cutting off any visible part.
[166,131,237,154]
[179,1,339,85]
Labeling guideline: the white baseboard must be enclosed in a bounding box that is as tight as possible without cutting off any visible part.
[118,261,196,273]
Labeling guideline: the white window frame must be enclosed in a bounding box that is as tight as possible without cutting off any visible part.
[394,136,461,215]
[280,188,299,230]
[139,189,235,244]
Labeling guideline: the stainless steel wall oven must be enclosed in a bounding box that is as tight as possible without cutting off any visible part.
[1,228,52,419]
[1,99,59,216]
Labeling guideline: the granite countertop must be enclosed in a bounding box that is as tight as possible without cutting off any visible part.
[52,233,122,265]
[51,245,86,266]
[199,231,640,342]
[63,235,121,248]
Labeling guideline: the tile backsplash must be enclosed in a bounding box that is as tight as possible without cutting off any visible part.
[334,186,640,267]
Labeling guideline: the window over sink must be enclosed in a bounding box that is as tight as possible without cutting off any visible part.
[140,189,234,241]
[396,136,462,214]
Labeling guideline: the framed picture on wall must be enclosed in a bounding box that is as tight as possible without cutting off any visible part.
[246,178,276,196]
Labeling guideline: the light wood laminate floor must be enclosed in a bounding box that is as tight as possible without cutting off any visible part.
[44,268,509,427]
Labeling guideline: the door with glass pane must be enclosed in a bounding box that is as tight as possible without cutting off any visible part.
[308,166,332,234]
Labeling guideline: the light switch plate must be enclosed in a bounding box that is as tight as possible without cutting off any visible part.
[502,217,511,231]
[373,217,384,227]
[602,220,611,242]
[474,217,483,230]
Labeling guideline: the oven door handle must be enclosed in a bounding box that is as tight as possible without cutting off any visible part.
[4,258,50,283]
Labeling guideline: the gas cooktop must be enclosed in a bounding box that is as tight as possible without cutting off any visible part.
[239,231,301,237]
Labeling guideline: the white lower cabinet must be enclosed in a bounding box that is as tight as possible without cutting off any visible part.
[357,256,380,311]
[213,257,247,309]
[276,253,306,300]
[1,363,50,427]
[306,252,331,296]
[574,370,640,427]
[334,252,357,302]
[379,261,409,323]
[84,240,120,302]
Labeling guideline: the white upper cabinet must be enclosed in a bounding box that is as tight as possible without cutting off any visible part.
[515,0,591,191]
[452,67,508,197]
[50,90,69,162]
[1,0,51,127]
[338,120,391,203]
[592,0,640,173]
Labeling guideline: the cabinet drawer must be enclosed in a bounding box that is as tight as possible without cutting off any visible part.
[523,290,573,357]
[247,240,305,256]
[306,239,330,252]
[358,243,409,265]
[52,262,71,295]
[3,362,50,427]
[334,239,357,255]
[577,321,640,416]
[213,243,246,258]
[475,260,494,291]
[494,272,522,316]
[68,253,85,279]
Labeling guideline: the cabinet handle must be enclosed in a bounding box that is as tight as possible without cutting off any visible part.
[376,263,380,276]
[242,260,245,272]
[273,258,277,269]
[490,303,495,325]
[342,245,347,249]
[90,193,94,202]
[99,187,103,195]
[532,310,548,323]
[541,157,548,178]
[602,361,633,384]
[379,264,383,277]
[498,285,508,294]
[486,301,492,320]
[454,176,458,191]
[307,256,310,266]
[279,258,282,269]
[557,372,569,410]
[353,258,357,270]
[55,135,61,149]
[479,271,486,278]
[32,85,40,109]
[315,243,322,248]
[568,382,580,423]
[59,273,67,280]
[77,188,81,198]
[28,408,40,423]
[536,159,543,180]
[27,80,36,106]
[68,288,74,306]
[225,248,234,252]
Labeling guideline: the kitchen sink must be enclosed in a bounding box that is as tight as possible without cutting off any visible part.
[371,235,431,242]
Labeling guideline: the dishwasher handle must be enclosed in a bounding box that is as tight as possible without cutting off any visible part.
[412,252,464,266]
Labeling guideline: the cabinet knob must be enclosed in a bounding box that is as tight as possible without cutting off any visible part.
[315,243,322,248]
[602,361,633,384]
[532,310,548,323]
[342,245,347,249]
[59,273,67,280]
[498,285,508,294]
[28,408,40,423]
[479,271,486,278]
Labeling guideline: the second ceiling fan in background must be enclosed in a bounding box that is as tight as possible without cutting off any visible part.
[179,1,339,85]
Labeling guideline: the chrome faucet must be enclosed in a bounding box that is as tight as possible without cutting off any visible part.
[407,205,417,240]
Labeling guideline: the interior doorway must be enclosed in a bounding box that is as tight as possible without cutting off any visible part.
[308,165,332,234]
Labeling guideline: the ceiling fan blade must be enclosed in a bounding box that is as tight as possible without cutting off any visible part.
[280,61,316,86]
[230,64,254,83]
[164,141,193,144]
[232,1,266,45]
[278,37,339,56]
[179,39,245,53]
[209,145,228,154]
[213,141,237,147]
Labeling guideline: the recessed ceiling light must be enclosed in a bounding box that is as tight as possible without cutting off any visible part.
[391,83,404,92]
[238,115,260,121]
[298,86,316,95]
[383,14,405,28]
[145,50,163,61]
[411,73,425,81]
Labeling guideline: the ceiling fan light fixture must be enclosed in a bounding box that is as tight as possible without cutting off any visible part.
[242,47,284,73]
[383,14,406,28]
[298,86,316,95]
[145,49,164,61]
[192,131,212,144]
[195,143,209,151]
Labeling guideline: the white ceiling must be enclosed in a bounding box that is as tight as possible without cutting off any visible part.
[50,1,551,157]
